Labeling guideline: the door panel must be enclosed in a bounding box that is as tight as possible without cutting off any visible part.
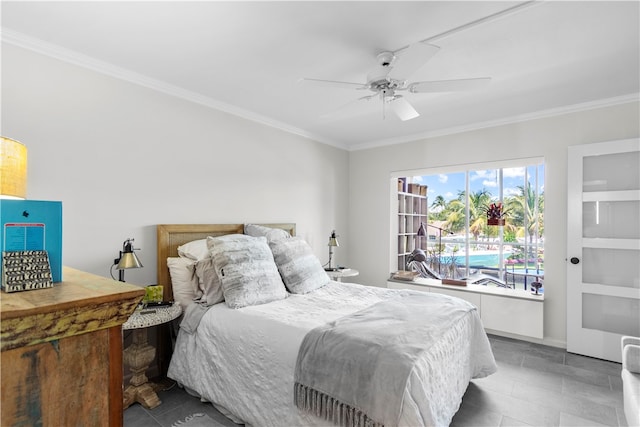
[582,293,639,336]
[567,138,640,362]
[583,200,640,239]
[582,248,640,288]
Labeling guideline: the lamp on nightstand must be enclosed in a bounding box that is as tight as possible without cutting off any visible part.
[325,230,339,271]
[0,137,28,200]
[112,238,143,282]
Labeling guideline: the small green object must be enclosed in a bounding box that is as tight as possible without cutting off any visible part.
[144,285,163,303]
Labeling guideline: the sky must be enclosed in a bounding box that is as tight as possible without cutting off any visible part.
[412,165,544,203]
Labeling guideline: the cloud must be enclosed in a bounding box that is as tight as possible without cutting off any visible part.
[504,167,526,178]
[438,174,448,184]
[472,170,498,188]
[413,176,423,183]
[504,187,521,197]
[471,170,496,181]
[445,191,455,199]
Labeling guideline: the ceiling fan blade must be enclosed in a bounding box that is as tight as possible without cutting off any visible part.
[299,77,367,90]
[388,43,440,80]
[320,94,377,119]
[409,77,491,93]
[390,96,420,121]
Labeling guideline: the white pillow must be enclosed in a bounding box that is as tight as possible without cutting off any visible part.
[167,257,199,309]
[207,234,287,309]
[194,257,224,306]
[177,239,209,261]
[269,237,329,294]
[244,223,290,243]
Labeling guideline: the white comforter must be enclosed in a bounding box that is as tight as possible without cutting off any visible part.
[168,281,497,427]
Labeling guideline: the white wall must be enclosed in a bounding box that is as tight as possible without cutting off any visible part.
[1,44,350,285]
[348,101,640,347]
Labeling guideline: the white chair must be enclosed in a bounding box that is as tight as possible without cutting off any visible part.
[621,336,640,427]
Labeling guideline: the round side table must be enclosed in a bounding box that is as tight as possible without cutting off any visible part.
[326,268,359,282]
[122,303,182,409]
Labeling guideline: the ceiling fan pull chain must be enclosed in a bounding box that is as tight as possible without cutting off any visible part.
[382,96,386,120]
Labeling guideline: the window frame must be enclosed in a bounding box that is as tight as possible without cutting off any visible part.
[390,157,545,283]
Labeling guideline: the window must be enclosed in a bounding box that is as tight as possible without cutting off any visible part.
[392,158,544,291]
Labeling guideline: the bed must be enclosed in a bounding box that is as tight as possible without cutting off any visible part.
[159,223,497,427]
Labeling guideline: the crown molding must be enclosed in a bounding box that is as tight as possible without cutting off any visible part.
[3,29,636,153]
[349,93,640,151]
[1,29,348,151]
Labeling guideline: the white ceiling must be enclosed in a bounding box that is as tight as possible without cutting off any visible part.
[2,1,639,150]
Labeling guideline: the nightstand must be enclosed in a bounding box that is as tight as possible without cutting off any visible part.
[122,303,182,409]
[326,268,359,282]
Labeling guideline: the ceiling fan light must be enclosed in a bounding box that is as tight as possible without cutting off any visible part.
[390,97,419,121]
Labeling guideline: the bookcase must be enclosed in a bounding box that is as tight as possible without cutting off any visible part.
[397,185,428,271]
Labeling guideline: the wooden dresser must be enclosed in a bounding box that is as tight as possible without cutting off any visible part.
[0,266,145,427]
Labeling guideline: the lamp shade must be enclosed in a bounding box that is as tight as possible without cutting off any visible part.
[328,230,339,247]
[116,238,143,270]
[0,137,28,199]
[117,251,143,270]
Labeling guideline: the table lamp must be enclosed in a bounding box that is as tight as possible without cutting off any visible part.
[325,230,339,271]
[113,238,143,282]
[0,137,28,199]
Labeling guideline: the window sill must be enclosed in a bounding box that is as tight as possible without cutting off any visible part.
[387,277,544,301]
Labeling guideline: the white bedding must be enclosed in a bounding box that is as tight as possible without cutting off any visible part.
[168,281,497,427]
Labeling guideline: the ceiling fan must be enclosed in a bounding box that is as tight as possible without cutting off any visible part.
[301,42,491,121]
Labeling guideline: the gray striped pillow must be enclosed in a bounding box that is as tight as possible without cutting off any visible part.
[269,237,329,294]
[207,234,287,309]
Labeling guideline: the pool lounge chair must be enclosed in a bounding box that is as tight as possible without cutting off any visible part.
[465,273,511,288]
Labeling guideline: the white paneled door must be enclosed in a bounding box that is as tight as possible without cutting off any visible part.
[567,138,640,362]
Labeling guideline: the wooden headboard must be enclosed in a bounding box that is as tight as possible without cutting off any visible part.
[157,223,296,301]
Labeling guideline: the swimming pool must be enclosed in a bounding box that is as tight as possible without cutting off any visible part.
[440,251,510,267]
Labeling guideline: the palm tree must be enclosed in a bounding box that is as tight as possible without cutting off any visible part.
[429,195,447,221]
[431,195,446,210]
[443,198,466,233]
[505,182,544,243]
[448,189,492,241]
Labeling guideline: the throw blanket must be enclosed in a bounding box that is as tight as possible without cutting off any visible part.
[294,292,476,427]
[179,301,211,334]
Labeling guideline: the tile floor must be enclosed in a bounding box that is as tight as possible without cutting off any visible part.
[124,335,627,427]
